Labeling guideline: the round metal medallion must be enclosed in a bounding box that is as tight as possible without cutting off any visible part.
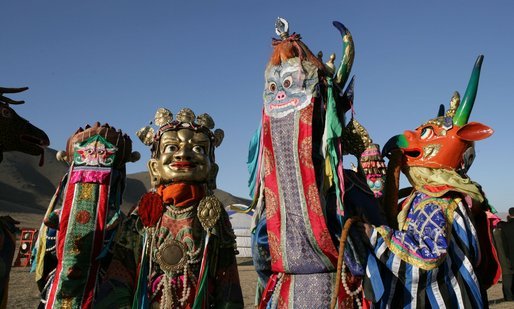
[156,239,188,273]
[197,195,222,230]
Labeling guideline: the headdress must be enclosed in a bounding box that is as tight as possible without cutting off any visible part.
[136,107,224,159]
[38,122,139,307]
[57,122,139,168]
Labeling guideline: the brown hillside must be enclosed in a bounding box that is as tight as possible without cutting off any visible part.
[0,148,250,228]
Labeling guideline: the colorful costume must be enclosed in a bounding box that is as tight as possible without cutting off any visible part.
[249,18,385,308]
[133,108,243,308]
[368,56,500,308]
[33,123,139,308]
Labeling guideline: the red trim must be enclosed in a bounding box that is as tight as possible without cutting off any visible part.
[262,115,284,271]
[297,106,338,265]
[279,275,291,308]
[46,169,111,309]
[260,103,341,307]
[422,184,453,193]
[259,273,278,309]
[46,180,76,309]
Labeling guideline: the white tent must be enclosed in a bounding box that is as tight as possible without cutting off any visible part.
[226,204,253,257]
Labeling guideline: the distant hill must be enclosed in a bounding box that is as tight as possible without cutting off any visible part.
[0,148,251,228]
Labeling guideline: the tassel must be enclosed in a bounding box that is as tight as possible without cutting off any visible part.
[132,233,150,309]
[192,233,211,309]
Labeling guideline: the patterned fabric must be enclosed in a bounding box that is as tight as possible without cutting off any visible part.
[255,101,384,306]
[255,101,345,307]
[263,106,338,273]
[45,166,112,309]
[367,192,486,308]
[34,135,128,309]
[133,200,243,308]
[253,169,385,308]
[264,272,337,308]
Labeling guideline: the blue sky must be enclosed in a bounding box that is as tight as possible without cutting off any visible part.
[2,1,513,212]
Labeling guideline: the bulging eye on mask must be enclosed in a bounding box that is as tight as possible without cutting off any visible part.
[263,57,319,118]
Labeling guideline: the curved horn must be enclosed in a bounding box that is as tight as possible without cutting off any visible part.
[0,96,25,105]
[0,87,29,105]
[453,55,483,126]
[332,21,354,90]
[0,87,29,94]
[437,104,445,117]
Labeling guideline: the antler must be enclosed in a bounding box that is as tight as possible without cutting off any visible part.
[0,86,29,105]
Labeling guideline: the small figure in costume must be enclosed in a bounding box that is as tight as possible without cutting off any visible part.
[132,107,243,308]
[366,55,501,308]
[249,18,385,308]
[33,122,140,308]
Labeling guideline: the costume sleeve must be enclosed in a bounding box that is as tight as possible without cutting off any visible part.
[370,200,450,271]
[213,246,244,308]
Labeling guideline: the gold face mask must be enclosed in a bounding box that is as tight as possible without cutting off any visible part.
[148,129,212,185]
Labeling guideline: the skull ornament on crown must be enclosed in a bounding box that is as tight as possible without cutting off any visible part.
[57,122,140,168]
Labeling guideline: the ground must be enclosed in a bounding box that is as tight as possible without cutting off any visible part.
[6,259,513,308]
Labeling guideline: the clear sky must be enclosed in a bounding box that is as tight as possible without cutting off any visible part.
[2,1,513,212]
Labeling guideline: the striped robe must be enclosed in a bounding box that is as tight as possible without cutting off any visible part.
[366,192,486,308]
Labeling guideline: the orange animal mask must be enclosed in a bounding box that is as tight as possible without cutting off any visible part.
[385,56,493,171]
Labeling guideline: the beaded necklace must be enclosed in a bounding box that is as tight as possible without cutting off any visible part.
[341,261,363,309]
[149,204,205,308]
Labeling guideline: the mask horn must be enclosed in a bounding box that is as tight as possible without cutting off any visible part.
[332,21,354,90]
[453,55,484,126]
[437,104,445,117]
